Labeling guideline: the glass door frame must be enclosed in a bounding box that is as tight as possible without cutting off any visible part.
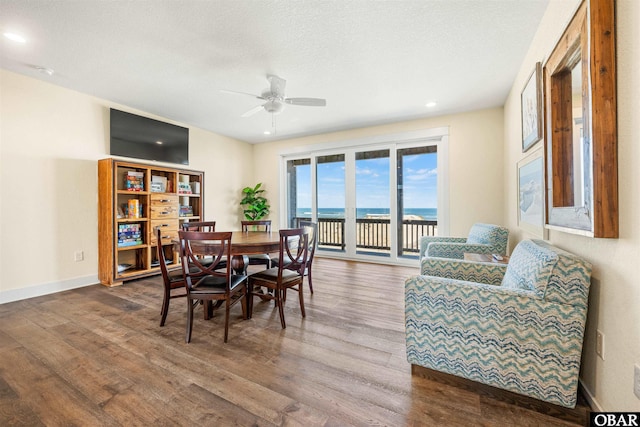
[279,127,449,266]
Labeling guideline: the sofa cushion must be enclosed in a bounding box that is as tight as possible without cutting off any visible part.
[465,223,509,255]
[466,223,495,245]
[502,240,558,294]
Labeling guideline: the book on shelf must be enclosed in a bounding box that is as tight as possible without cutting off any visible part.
[126,171,144,191]
[118,223,141,232]
[118,240,143,247]
[150,182,163,192]
[151,175,167,193]
[178,182,192,194]
[117,223,143,247]
[179,205,193,217]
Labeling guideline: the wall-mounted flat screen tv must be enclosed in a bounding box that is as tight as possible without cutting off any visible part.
[110,108,189,165]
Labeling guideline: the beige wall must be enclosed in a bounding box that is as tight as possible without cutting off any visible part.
[253,107,505,238]
[0,74,506,294]
[504,0,640,411]
[0,70,253,298]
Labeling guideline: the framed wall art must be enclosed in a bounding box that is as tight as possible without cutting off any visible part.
[521,62,543,152]
[517,147,547,239]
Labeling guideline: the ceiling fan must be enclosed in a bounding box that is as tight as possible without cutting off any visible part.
[221,75,326,117]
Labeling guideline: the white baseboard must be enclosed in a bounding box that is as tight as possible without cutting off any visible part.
[579,378,603,411]
[0,274,99,304]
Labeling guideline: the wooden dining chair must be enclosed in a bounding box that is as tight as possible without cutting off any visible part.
[247,228,309,329]
[181,221,216,231]
[270,220,317,294]
[181,221,226,269]
[241,220,272,270]
[178,230,248,343]
[156,227,187,327]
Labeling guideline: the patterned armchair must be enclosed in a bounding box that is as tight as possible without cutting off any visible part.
[405,239,592,408]
[419,223,509,263]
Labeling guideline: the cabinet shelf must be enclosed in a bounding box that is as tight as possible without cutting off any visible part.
[99,158,204,287]
[118,267,156,279]
[117,190,150,195]
[117,218,149,223]
[117,244,147,251]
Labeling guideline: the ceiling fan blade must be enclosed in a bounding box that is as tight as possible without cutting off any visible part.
[267,75,286,97]
[284,97,327,107]
[220,89,265,100]
[241,104,265,117]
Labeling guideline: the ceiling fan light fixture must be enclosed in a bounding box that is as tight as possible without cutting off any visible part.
[264,100,284,115]
[223,75,326,118]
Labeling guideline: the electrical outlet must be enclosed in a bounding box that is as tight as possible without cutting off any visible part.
[74,251,84,262]
[634,364,640,399]
[596,330,605,360]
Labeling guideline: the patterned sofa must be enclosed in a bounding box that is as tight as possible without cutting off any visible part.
[419,223,509,265]
[405,239,592,408]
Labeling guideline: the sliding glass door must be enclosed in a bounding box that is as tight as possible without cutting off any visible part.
[285,158,311,227]
[316,154,346,253]
[355,149,391,257]
[397,146,438,257]
[282,130,448,264]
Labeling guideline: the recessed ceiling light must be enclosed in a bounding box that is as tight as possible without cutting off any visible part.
[263,131,271,135]
[425,101,437,108]
[156,140,163,145]
[3,32,26,43]
[35,66,54,76]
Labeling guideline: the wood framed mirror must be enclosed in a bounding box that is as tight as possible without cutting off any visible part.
[543,0,617,238]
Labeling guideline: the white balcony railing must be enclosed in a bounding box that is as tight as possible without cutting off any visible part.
[293,217,437,256]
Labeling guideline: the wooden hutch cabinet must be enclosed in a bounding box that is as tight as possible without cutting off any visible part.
[98,158,204,286]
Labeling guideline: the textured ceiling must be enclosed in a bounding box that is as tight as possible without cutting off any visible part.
[1,0,549,143]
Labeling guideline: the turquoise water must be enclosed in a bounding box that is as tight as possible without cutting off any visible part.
[296,208,437,220]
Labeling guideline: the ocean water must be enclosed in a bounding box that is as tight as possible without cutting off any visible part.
[296,208,437,220]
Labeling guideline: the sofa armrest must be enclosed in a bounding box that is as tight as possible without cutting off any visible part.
[419,236,466,258]
[426,242,494,259]
[405,274,542,308]
[420,258,506,285]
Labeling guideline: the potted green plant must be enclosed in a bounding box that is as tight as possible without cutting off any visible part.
[240,183,270,220]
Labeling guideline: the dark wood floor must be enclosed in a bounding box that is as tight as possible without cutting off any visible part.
[0,258,589,426]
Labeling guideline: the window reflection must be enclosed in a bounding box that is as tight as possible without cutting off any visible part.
[571,61,585,208]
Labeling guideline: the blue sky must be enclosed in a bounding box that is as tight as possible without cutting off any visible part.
[295,151,437,209]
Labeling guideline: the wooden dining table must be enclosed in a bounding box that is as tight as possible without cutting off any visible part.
[226,230,281,275]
